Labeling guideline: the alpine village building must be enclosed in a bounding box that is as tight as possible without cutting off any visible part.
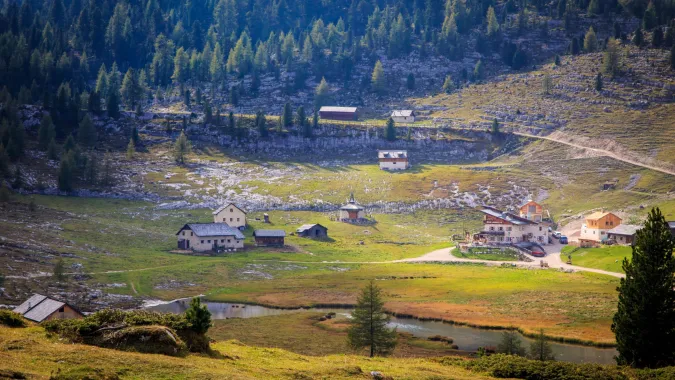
[177,223,245,252]
[296,224,329,238]
[579,211,623,246]
[518,200,544,223]
[474,206,549,244]
[390,110,415,123]
[212,203,247,229]
[378,150,410,170]
[253,230,286,247]
[319,106,358,121]
[14,294,83,323]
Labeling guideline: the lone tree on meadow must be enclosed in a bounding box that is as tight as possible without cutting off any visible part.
[347,280,398,357]
[185,297,212,334]
[385,118,396,141]
[612,207,675,368]
[174,131,191,165]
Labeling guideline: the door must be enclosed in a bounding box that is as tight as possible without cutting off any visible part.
[186,240,190,249]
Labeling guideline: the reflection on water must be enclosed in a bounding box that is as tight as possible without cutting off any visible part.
[146,300,617,365]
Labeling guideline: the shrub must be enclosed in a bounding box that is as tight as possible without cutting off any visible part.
[428,335,454,344]
[98,325,187,356]
[0,309,26,327]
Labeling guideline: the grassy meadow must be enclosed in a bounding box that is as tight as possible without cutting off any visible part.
[562,246,632,274]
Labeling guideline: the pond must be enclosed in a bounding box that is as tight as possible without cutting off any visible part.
[146,299,617,365]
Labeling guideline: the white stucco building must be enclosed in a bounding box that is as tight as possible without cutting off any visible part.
[378,150,409,170]
[177,223,245,252]
[474,206,549,245]
[391,110,415,123]
[213,203,247,229]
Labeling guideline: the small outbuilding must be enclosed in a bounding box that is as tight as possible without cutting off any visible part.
[177,223,245,252]
[607,224,642,245]
[339,193,367,223]
[391,110,415,123]
[296,224,329,238]
[14,294,83,323]
[253,229,286,247]
[378,150,409,170]
[319,106,358,121]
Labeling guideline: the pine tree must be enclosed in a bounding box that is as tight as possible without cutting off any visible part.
[83,154,98,185]
[634,27,644,47]
[587,0,600,15]
[554,55,561,66]
[126,138,135,160]
[406,73,415,90]
[101,152,114,187]
[282,102,293,127]
[0,144,8,176]
[491,118,500,134]
[174,130,191,164]
[603,38,621,77]
[385,118,396,141]
[185,297,212,334]
[106,89,120,119]
[58,154,74,192]
[0,182,10,202]
[63,134,76,153]
[38,114,55,151]
[643,1,657,30]
[442,75,455,93]
[46,138,58,160]
[473,60,485,81]
[228,112,235,136]
[256,111,268,138]
[498,331,525,356]
[312,111,319,130]
[347,280,397,357]
[77,114,97,148]
[12,167,23,189]
[230,86,239,106]
[120,68,140,109]
[371,60,386,95]
[595,72,603,91]
[612,208,675,368]
[584,26,598,52]
[131,126,141,146]
[53,258,65,282]
[184,89,191,108]
[529,329,554,361]
[296,106,306,128]
[314,77,330,109]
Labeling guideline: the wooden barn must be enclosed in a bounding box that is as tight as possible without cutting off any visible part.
[319,106,358,121]
[296,224,328,238]
[253,230,286,247]
[14,294,83,323]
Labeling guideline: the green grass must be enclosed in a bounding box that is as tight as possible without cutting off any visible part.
[456,247,520,261]
[562,246,631,273]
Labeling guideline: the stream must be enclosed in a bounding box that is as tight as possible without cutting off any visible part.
[146,300,617,365]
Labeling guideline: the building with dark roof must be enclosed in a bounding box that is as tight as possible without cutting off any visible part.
[296,224,328,238]
[253,230,286,247]
[14,294,83,323]
[339,193,367,223]
[319,106,358,121]
[607,224,642,245]
[176,223,245,252]
[378,150,409,170]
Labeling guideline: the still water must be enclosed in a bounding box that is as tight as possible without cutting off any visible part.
[146,299,617,365]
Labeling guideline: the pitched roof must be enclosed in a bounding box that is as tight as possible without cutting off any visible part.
[585,211,620,221]
[14,294,81,323]
[213,203,247,215]
[378,150,408,159]
[254,229,286,237]
[607,224,642,236]
[479,206,537,225]
[519,200,541,208]
[668,221,675,229]
[178,223,245,239]
[340,203,364,210]
[319,106,357,113]
[297,224,327,232]
[391,110,414,117]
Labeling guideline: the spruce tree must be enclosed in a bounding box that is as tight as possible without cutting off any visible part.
[385,118,396,141]
[554,55,561,66]
[498,331,525,356]
[634,28,644,47]
[0,144,8,176]
[406,73,415,90]
[491,118,500,134]
[185,297,212,334]
[47,138,58,160]
[174,130,191,165]
[256,111,268,138]
[529,329,555,361]
[131,126,141,146]
[0,182,10,202]
[296,106,306,128]
[77,114,97,148]
[38,114,55,150]
[612,208,675,368]
[282,102,293,127]
[12,167,23,189]
[595,73,603,91]
[312,111,319,129]
[58,154,74,192]
[106,89,120,119]
[347,280,397,357]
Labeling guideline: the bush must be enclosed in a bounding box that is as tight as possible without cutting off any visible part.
[428,335,454,344]
[0,309,27,327]
[44,309,207,355]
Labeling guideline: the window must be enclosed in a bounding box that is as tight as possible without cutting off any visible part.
[182,231,185,236]
[230,218,233,222]
[610,221,613,226]
[507,227,512,231]
[539,227,542,231]
[58,307,64,312]
[230,208,233,212]
[237,218,240,221]
[201,240,204,243]
[221,239,225,243]
[498,227,503,231]
[190,232,193,236]
[223,218,226,222]
[489,227,495,231]
[227,239,231,243]
[207,240,211,243]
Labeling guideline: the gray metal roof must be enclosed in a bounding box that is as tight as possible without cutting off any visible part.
[212,203,247,215]
[668,221,675,229]
[391,110,414,117]
[479,207,536,225]
[254,229,286,237]
[319,106,357,113]
[297,224,326,232]
[23,298,66,322]
[340,203,364,210]
[607,224,642,236]
[178,223,245,239]
[378,150,408,159]
[13,294,48,315]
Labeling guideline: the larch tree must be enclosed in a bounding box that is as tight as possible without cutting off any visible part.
[314,77,330,109]
[174,130,191,165]
[584,26,598,52]
[347,280,397,357]
[529,329,555,361]
[77,114,97,148]
[498,331,525,356]
[603,38,621,77]
[371,60,386,95]
[612,208,675,368]
[486,6,500,38]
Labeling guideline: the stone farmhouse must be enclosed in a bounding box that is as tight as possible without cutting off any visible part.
[378,150,409,170]
[474,206,549,245]
[213,203,247,229]
[579,211,622,246]
[14,294,83,323]
[391,110,415,123]
[177,223,245,252]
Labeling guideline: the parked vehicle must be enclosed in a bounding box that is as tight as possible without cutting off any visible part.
[553,231,562,239]
[531,250,546,257]
[559,236,568,244]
